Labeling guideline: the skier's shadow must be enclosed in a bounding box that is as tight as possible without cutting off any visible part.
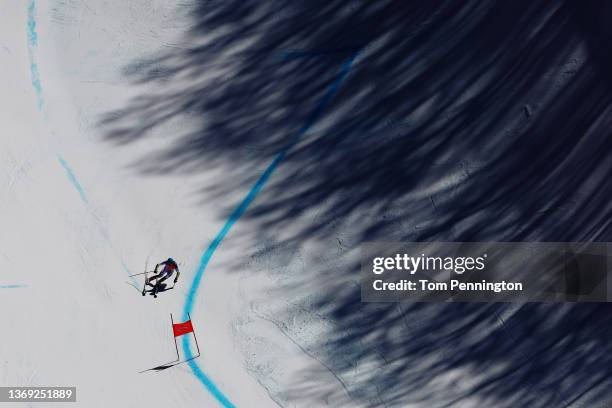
[143,283,174,296]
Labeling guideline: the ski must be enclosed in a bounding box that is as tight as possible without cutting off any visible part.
[143,284,174,297]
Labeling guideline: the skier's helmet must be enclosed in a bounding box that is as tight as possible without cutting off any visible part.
[167,257,176,265]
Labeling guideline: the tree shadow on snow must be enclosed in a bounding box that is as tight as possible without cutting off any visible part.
[100,1,612,406]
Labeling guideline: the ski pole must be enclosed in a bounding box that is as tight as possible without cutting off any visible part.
[128,271,153,277]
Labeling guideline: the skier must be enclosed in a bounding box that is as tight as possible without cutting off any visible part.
[143,258,180,298]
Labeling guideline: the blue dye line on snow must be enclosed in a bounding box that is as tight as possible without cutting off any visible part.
[28,2,88,207]
[57,153,138,285]
[182,343,236,408]
[0,284,27,289]
[58,156,89,205]
[181,52,358,407]
[27,0,43,110]
[26,2,138,288]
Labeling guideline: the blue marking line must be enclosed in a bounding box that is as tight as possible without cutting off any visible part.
[58,156,89,205]
[182,338,236,408]
[27,2,88,208]
[27,0,43,110]
[181,52,358,407]
[27,3,89,208]
[26,2,138,287]
[0,284,27,289]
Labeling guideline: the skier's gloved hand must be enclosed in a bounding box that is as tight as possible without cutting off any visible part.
[174,278,178,283]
